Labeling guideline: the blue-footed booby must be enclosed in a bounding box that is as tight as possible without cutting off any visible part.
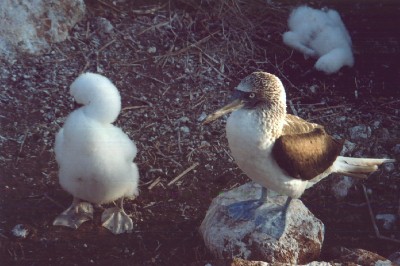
[204,72,394,224]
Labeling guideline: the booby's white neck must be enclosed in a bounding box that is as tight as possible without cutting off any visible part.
[226,107,285,151]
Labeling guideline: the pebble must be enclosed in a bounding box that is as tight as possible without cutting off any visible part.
[341,140,356,155]
[348,125,371,140]
[96,17,114,34]
[331,176,354,199]
[383,163,395,172]
[12,224,29,238]
[376,214,396,230]
[180,126,190,134]
[197,112,207,122]
[178,116,190,123]
[147,46,157,53]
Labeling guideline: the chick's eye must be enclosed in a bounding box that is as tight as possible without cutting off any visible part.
[249,93,255,99]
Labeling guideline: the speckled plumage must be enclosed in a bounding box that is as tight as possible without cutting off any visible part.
[221,72,394,198]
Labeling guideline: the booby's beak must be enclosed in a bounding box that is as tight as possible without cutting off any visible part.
[203,99,244,124]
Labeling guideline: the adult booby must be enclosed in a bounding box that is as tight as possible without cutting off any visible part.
[53,72,139,234]
[204,72,394,222]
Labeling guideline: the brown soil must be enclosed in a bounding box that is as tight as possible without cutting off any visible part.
[1,1,399,265]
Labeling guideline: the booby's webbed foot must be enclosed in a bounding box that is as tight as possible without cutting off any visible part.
[226,199,264,221]
[226,187,269,221]
[53,198,94,229]
[254,197,292,238]
[101,198,133,234]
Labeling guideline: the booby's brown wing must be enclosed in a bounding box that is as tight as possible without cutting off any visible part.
[273,118,343,180]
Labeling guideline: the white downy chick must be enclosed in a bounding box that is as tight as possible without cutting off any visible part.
[283,6,354,74]
[53,72,139,234]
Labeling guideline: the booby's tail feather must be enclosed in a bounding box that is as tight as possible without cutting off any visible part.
[333,156,395,178]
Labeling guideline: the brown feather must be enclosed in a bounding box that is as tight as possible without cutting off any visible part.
[272,128,344,180]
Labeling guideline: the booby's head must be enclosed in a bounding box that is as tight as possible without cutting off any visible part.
[70,72,122,123]
[204,72,286,124]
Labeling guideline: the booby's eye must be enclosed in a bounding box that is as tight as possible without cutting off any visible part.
[249,92,256,99]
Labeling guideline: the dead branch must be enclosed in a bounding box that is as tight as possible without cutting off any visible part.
[362,185,400,244]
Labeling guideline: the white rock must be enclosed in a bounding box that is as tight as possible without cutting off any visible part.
[0,0,86,61]
[200,182,324,264]
[147,46,157,53]
[180,126,190,134]
[331,176,354,199]
[309,85,318,94]
[12,224,29,238]
[96,17,114,35]
[198,112,207,122]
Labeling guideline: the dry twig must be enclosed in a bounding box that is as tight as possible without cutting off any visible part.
[362,185,400,244]
[148,177,162,190]
[168,162,199,186]
[122,106,151,111]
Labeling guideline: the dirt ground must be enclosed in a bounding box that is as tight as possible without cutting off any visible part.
[1,0,399,265]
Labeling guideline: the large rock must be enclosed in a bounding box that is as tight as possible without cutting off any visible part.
[0,0,86,61]
[229,258,334,266]
[200,182,324,264]
[328,247,393,265]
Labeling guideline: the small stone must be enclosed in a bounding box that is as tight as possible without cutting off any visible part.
[348,125,371,141]
[178,116,190,123]
[12,224,29,238]
[376,214,396,230]
[383,163,395,173]
[201,141,210,147]
[341,140,356,155]
[180,126,190,134]
[331,176,354,199]
[309,85,318,93]
[372,120,381,129]
[96,17,114,34]
[147,46,157,53]
[198,112,207,122]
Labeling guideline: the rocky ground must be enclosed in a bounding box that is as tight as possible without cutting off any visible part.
[1,0,399,265]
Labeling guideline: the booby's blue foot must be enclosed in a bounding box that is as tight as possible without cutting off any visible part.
[254,197,292,238]
[226,199,264,221]
[226,186,269,221]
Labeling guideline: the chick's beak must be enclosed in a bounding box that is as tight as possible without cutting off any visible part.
[203,99,244,124]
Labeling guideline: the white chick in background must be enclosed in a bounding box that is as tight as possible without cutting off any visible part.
[283,6,354,74]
